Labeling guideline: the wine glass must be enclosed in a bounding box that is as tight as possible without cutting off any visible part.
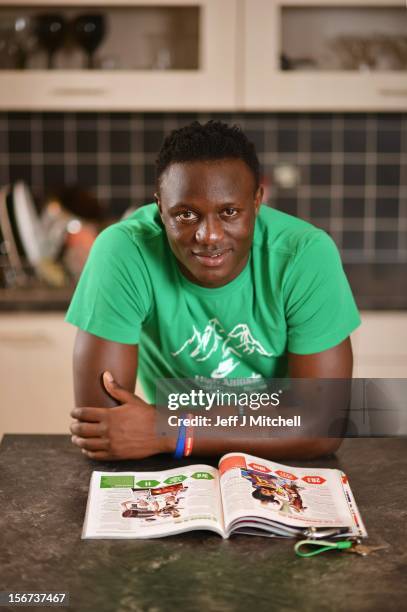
[35,14,66,69]
[72,14,106,69]
[0,16,36,69]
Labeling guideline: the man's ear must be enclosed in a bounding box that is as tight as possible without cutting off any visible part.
[154,192,162,216]
[254,185,264,215]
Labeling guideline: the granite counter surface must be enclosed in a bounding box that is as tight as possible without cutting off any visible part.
[1,435,406,612]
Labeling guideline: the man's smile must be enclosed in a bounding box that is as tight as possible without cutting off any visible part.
[191,248,232,267]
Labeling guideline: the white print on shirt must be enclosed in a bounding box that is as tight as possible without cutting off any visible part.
[171,318,273,378]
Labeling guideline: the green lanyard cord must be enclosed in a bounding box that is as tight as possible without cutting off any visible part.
[295,539,354,558]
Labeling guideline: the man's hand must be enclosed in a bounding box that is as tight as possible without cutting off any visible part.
[70,371,171,460]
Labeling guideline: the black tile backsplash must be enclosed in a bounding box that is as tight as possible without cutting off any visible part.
[343,164,365,186]
[277,129,298,152]
[111,164,131,186]
[376,164,400,186]
[375,231,399,251]
[343,129,366,153]
[43,164,65,187]
[310,198,328,218]
[343,231,365,250]
[77,164,98,188]
[9,163,31,185]
[110,130,131,153]
[43,130,65,154]
[376,198,398,218]
[277,197,298,217]
[0,112,405,264]
[310,130,332,153]
[377,129,401,154]
[343,198,365,218]
[310,164,331,185]
[9,129,31,153]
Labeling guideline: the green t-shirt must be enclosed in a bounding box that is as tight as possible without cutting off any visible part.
[65,204,360,402]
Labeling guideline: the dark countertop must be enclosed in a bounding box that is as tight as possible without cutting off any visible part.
[0,263,406,312]
[344,263,407,310]
[0,286,74,312]
[1,435,407,612]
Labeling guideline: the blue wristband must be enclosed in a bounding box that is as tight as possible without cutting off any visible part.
[174,420,187,459]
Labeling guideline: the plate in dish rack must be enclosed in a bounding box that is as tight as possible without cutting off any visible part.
[12,181,45,267]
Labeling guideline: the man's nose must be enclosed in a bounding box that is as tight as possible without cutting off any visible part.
[195,216,224,245]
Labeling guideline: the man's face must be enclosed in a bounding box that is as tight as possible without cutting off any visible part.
[156,159,263,288]
[260,487,275,497]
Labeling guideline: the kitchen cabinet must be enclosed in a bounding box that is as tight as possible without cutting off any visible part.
[352,311,407,378]
[0,311,145,438]
[0,0,238,111]
[243,0,407,111]
[0,313,75,436]
[1,0,405,111]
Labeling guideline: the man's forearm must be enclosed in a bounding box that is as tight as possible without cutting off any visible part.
[160,392,345,460]
[163,428,342,461]
[191,436,342,460]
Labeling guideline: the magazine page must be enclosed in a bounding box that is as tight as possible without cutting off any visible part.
[218,453,367,537]
[82,465,224,539]
[339,471,367,537]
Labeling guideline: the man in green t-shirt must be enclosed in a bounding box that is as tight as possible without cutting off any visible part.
[67,121,360,461]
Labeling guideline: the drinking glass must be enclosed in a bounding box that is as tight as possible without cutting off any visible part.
[72,14,106,69]
[35,13,66,69]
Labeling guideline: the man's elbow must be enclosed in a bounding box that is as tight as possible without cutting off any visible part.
[307,437,343,459]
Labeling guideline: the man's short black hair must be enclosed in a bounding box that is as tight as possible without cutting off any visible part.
[156,120,260,190]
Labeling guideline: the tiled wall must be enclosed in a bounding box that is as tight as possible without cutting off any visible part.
[0,112,405,263]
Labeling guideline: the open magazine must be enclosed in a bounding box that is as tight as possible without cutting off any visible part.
[82,453,367,540]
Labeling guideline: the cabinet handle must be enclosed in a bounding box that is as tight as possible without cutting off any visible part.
[378,88,407,97]
[51,88,107,96]
[0,332,51,345]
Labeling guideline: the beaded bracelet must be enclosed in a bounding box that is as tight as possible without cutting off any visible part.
[184,415,194,456]
[174,413,194,458]
[173,420,187,459]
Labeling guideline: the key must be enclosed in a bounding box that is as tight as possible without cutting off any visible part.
[346,543,389,556]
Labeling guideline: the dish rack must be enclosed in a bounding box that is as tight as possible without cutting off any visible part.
[0,182,67,289]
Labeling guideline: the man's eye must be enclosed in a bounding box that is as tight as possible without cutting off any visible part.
[177,211,198,222]
[222,208,238,217]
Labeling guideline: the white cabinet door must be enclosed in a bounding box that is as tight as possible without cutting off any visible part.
[352,311,407,378]
[0,0,238,111]
[0,313,76,437]
[243,0,407,111]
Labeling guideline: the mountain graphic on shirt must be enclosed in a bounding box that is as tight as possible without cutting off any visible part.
[226,323,273,357]
[172,319,273,378]
[172,319,225,363]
